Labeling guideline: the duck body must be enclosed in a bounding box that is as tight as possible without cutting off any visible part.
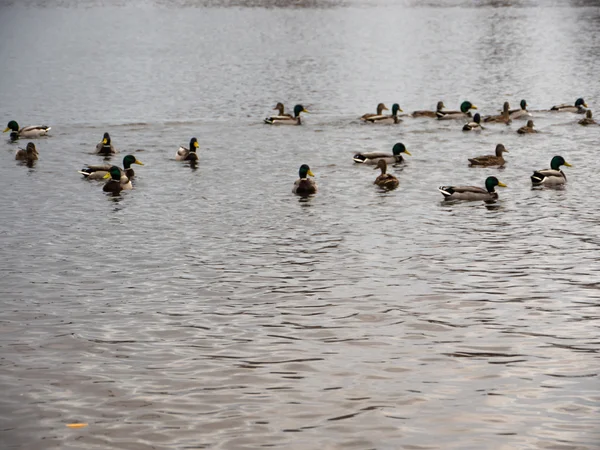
[462,113,483,131]
[264,104,308,125]
[361,103,388,121]
[373,160,399,190]
[176,137,200,161]
[4,121,51,140]
[412,101,445,118]
[578,110,596,126]
[483,102,512,125]
[15,142,39,162]
[550,98,587,113]
[531,156,571,186]
[96,132,117,155]
[468,144,508,167]
[79,155,143,180]
[437,101,477,120]
[293,164,317,196]
[353,143,411,165]
[517,120,537,134]
[439,176,506,202]
[364,103,403,124]
[509,99,531,120]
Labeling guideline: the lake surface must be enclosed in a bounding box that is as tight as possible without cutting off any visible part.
[1,0,599,449]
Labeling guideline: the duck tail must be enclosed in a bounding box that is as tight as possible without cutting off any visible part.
[352,154,367,163]
[264,118,274,124]
[531,172,544,184]
[438,186,453,197]
[78,169,92,177]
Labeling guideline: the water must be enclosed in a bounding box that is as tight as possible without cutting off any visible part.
[1,1,599,449]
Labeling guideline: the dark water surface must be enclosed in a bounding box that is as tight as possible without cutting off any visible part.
[1,1,599,449]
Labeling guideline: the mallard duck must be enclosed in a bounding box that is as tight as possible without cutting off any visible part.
[353,142,411,165]
[550,98,587,113]
[270,102,293,119]
[79,155,144,180]
[292,164,317,196]
[176,137,199,161]
[468,144,508,166]
[437,101,477,120]
[462,113,483,131]
[517,120,537,134]
[439,176,506,202]
[509,99,531,120]
[364,103,403,124]
[15,142,39,162]
[531,156,571,186]
[4,120,51,141]
[412,101,446,118]
[96,132,117,155]
[483,102,512,124]
[103,166,132,194]
[373,159,399,190]
[264,104,308,125]
[360,103,388,121]
[578,110,596,126]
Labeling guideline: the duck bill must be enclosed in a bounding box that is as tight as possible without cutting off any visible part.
[135,160,144,165]
[302,108,310,113]
[102,138,108,144]
[194,142,199,148]
[3,127,10,133]
[471,105,478,110]
[498,182,507,187]
[103,173,111,179]
[564,162,572,167]
[583,103,588,108]
[307,169,315,176]
[404,150,412,156]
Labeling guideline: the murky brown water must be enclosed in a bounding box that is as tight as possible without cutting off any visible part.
[1,1,599,449]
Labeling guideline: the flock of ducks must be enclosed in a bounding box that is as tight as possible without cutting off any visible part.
[4,96,593,201]
[261,97,592,202]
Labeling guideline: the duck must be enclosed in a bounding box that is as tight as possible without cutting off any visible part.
[412,101,446,118]
[439,176,506,202]
[271,102,293,118]
[264,104,308,125]
[531,156,571,186]
[517,120,537,134]
[578,110,596,126]
[509,99,531,120]
[364,103,403,124]
[4,120,51,141]
[96,132,117,155]
[292,164,317,196]
[468,144,508,167]
[373,160,399,190]
[360,103,388,121]
[15,142,39,162]
[437,101,477,120]
[483,102,512,125]
[79,155,144,180]
[550,98,587,113]
[103,166,132,194]
[176,137,199,161]
[353,142,411,165]
[462,113,483,131]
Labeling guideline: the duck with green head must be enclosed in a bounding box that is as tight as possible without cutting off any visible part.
[360,103,388,121]
[364,103,403,124]
[264,104,309,125]
[79,154,144,180]
[439,176,507,202]
[103,166,132,194]
[176,137,199,161]
[531,156,571,186]
[551,98,587,113]
[4,120,51,141]
[483,102,512,125]
[15,142,39,162]
[353,142,411,165]
[509,99,531,120]
[517,120,537,134]
[412,101,446,118]
[578,110,596,126]
[468,144,508,167]
[373,160,399,190]
[293,164,317,196]
[437,101,477,120]
[96,132,117,155]
[462,113,483,131]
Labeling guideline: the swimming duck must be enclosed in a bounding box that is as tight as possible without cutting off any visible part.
[578,110,596,126]
[439,176,506,202]
[483,102,512,124]
[264,104,308,125]
[412,101,446,118]
[272,102,293,119]
[15,142,39,162]
[468,144,508,167]
[462,113,483,131]
[531,156,571,186]
[517,120,537,134]
[103,166,132,194]
[509,99,531,120]
[373,159,399,190]
[353,142,411,165]
[4,120,51,141]
[96,132,117,155]
[292,164,317,196]
[437,101,477,120]
[364,103,403,124]
[550,98,587,113]
[176,137,199,161]
[360,103,388,121]
[79,155,144,180]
